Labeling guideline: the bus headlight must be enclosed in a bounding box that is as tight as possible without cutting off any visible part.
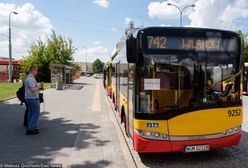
[134,129,169,140]
[138,130,144,136]
[222,125,241,137]
[162,134,168,139]
[154,132,160,138]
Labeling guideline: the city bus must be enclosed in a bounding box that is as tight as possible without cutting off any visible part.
[103,61,114,97]
[110,27,243,153]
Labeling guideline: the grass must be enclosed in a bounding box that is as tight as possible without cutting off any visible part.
[0,83,22,101]
[0,82,51,101]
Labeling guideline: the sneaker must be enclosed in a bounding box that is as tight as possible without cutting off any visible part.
[26,129,39,135]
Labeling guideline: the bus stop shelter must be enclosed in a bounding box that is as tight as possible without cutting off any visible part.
[51,64,73,89]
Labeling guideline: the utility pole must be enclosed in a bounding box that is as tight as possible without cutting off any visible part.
[8,11,18,82]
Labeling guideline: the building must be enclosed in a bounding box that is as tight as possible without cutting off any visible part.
[0,57,21,82]
[77,62,93,74]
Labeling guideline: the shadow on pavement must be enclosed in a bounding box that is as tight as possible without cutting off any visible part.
[66,81,97,90]
[139,131,248,168]
[73,82,94,86]
[67,84,84,90]
[71,160,111,168]
[0,101,109,164]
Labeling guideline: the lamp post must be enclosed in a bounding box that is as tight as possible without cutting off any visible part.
[8,11,18,82]
[167,3,195,27]
[83,47,87,76]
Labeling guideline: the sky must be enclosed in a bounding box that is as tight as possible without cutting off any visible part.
[0,0,248,63]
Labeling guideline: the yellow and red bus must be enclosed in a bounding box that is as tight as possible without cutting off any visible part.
[110,27,243,153]
[103,61,114,97]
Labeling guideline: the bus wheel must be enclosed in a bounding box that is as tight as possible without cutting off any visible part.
[124,115,129,136]
[113,95,117,111]
[121,108,128,136]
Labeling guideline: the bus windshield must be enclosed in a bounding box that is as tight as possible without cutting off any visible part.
[137,52,241,115]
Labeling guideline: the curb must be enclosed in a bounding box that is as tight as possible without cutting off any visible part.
[102,85,138,168]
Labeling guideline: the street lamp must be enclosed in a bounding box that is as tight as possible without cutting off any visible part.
[167,3,195,27]
[82,46,87,76]
[9,11,18,82]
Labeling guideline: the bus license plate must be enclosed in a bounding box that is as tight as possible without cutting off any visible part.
[184,145,209,153]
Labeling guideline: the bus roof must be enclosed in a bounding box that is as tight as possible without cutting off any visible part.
[137,27,240,38]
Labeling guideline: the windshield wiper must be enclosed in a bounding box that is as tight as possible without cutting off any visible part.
[172,88,193,109]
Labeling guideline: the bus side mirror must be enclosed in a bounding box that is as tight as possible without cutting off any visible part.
[126,35,138,63]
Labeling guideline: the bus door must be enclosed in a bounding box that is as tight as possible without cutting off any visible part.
[116,61,121,113]
[128,64,135,139]
[136,64,171,142]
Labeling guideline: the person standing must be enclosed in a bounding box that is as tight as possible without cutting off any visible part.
[24,66,42,135]
[23,71,29,127]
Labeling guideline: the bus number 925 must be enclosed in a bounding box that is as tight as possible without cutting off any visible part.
[228,109,241,117]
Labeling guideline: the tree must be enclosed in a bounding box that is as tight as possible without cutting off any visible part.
[92,58,104,73]
[241,33,248,62]
[20,30,77,82]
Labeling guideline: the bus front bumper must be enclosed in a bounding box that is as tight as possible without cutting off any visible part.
[134,132,242,153]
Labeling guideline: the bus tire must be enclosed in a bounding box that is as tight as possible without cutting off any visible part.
[113,94,117,111]
[121,107,128,136]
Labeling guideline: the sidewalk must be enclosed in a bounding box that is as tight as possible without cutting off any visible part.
[0,77,132,168]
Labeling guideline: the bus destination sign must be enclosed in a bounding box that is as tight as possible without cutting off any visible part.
[147,36,235,52]
[182,38,220,50]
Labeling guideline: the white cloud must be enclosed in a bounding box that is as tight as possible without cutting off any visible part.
[93,40,102,45]
[160,24,172,27]
[148,0,248,31]
[111,27,117,32]
[188,0,248,30]
[148,1,177,19]
[0,3,53,59]
[148,0,196,20]
[93,0,110,8]
[74,45,109,63]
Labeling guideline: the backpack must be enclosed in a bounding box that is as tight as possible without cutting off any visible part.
[16,83,25,105]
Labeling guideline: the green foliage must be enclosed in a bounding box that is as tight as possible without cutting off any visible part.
[92,58,104,73]
[241,33,248,62]
[20,30,76,82]
[71,62,81,71]
[19,73,26,82]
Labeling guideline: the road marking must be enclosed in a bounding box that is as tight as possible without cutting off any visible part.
[92,80,101,112]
